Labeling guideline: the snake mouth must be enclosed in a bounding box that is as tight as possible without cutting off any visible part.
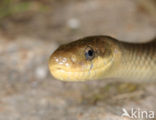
[50,69,89,81]
[49,59,113,81]
[50,68,97,81]
[49,65,91,81]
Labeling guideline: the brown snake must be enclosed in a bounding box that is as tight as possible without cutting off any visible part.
[49,36,156,82]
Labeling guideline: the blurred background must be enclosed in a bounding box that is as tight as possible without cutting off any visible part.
[0,0,156,120]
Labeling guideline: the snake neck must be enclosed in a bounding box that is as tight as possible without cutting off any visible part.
[112,41,156,82]
[101,39,122,79]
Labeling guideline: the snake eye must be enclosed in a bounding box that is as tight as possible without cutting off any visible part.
[85,46,95,60]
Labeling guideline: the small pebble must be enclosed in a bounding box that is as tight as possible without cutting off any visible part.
[35,66,47,79]
[67,18,80,29]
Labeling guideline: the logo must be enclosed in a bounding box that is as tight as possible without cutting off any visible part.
[121,108,155,119]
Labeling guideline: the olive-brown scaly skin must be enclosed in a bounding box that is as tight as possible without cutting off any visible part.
[49,36,156,82]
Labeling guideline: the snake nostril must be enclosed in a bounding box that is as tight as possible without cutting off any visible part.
[71,55,77,63]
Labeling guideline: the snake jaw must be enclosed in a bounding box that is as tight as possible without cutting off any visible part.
[49,54,114,81]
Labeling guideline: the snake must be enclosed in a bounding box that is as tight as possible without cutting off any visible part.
[48,36,156,82]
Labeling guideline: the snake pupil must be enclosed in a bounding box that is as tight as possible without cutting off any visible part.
[88,50,93,56]
[85,47,95,60]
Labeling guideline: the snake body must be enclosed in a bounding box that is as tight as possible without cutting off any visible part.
[49,36,156,82]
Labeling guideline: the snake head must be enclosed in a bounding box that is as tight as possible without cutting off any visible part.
[49,36,119,81]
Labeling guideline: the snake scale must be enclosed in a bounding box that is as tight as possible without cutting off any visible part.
[49,36,156,82]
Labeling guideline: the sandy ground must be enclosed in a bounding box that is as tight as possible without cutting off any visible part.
[0,0,156,120]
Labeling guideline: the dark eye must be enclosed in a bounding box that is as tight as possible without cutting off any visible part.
[85,47,95,60]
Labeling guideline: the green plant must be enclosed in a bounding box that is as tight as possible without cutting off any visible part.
[0,0,48,19]
[0,0,32,19]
